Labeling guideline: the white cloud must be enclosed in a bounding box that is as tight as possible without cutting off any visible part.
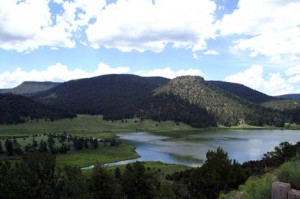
[217,0,300,62]
[285,65,300,84]
[225,65,298,95]
[203,50,219,55]
[86,0,217,52]
[0,62,130,88]
[136,67,203,79]
[0,0,106,52]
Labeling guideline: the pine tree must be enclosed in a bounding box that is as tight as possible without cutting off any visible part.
[0,141,3,154]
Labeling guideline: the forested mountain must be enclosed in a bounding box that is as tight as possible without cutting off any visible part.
[33,74,291,127]
[208,81,275,103]
[261,99,300,123]
[154,76,287,126]
[0,81,61,95]
[0,94,75,124]
[34,74,170,119]
[276,94,300,99]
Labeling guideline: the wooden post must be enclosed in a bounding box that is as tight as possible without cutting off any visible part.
[272,182,291,199]
[288,189,300,199]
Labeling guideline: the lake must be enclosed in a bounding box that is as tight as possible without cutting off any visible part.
[115,129,300,167]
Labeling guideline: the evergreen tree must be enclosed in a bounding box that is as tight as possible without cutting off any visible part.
[89,163,115,199]
[5,139,13,156]
[38,140,48,152]
[0,141,3,154]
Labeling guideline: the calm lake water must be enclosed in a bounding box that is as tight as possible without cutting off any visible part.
[115,130,300,167]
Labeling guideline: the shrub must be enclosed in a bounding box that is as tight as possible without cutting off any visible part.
[277,158,300,189]
[219,174,274,199]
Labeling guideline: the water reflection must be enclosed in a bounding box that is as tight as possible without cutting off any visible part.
[117,130,300,167]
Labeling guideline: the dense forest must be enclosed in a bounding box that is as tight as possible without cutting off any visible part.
[154,76,288,126]
[31,74,299,127]
[0,74,298,127]
[34,74,169,118]
[0,141,299,199]
[0,94,75,124]
[208,80,275,103]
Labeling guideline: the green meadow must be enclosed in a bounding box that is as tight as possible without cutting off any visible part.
[0,115,196,170]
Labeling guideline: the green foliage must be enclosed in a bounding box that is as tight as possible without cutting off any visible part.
[0,141,3,154]
[155,76,287,127]
[62,165,89,199]
[122,162,160,199]
[5,139,14,156]
[263,141,300,167]
[0,93,75,125]
[89,163,115,199]
[189,147,247,199]
[33,74,294,128]
[277,158,300,189]
[34,74,169,120]
[262,99,300,123]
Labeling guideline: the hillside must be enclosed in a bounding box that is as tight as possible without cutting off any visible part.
[276,94,300,99]
[261,99,300,123]
[0,93,75,124]
[12,81,61,95]
[33,74,294,127]
[2,81,61,95]
[34,74,170,119]
[209,81,275,103]
[154,76,287,126]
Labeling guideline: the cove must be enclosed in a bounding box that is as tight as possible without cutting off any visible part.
[116,130,300,167]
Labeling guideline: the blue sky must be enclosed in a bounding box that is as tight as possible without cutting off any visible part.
[0,0,299,95]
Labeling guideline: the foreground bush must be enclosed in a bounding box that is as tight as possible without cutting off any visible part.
[219,174,274,199]
[277,157,300,189]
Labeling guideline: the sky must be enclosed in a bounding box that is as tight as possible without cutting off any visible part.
[0,0,300,95]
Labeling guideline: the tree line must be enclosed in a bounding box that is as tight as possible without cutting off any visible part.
[0,134,120,157]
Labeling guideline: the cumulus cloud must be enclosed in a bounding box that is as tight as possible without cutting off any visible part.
[0,0,106,52]
[285,65,300,84]
[136,67,203,79]
[217,0,300,62]
[224,65,299,96]
[0,63,130,88]
[86,0,217,52]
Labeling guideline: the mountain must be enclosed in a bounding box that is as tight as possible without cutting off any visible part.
[208,81,275,103]
[0,89,10,94]
[0,93,75,124]
[261,99,300,123]
[276,94,300,99]
[152,76,287,126]
[34,74,170,119]
[34,74,289,127]
[0,81,61,95]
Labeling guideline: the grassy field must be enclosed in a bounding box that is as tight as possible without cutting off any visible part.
[56,144,139,168]
[0,115,196,170]
[0,114,196,138]
[82,161,189,177]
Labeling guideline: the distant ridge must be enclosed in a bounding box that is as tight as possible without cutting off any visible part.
[0,81,61,95]
[276,94,300,99]
[208,81,275,103]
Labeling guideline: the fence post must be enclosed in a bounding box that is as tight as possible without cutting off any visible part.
[272,182,291,199]
[288,189,300,199]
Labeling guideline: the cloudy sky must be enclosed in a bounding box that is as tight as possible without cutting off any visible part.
[0,0,300,95]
